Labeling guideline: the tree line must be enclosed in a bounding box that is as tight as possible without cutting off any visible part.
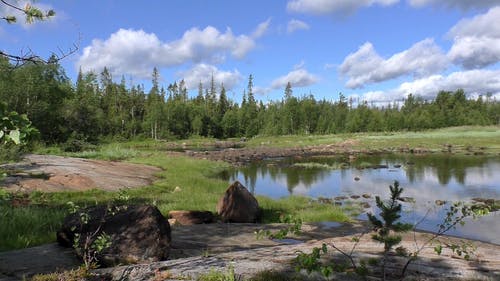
[0,57,499,145]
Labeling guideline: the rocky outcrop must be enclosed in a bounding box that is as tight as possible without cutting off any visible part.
[216,181,260,223]
[57,204,171,267]
[168,210,215,225]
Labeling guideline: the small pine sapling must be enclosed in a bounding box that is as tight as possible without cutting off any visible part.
[367,180,413,280]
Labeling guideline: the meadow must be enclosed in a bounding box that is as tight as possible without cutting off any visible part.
[1,126,499,252]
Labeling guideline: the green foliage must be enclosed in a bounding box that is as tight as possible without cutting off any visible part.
[255,214,302,240]
[197,264,237,281]
[294,243,331,276]
[367,181,413,279]
[0,102,38,147]
[367,181,413,251]
[0,204,66,251]
[2,54,499,143]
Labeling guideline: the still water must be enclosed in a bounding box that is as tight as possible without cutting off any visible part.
[228,154,500,244]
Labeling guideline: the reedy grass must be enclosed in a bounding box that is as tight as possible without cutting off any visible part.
[1,153,349,252]
[0,205,66,251]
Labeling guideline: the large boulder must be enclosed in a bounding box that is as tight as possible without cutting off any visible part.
[168,210,215,225]
[216,181,259,223]
[57,204,171,267]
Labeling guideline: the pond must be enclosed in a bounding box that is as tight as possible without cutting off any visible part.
[228,154,500,245]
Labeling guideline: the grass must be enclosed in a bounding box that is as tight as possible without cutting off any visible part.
[258,196,349,223]
[0,204,67,251]
[244,126,500,154]
[1,126,498,252]
[0,152,348,252]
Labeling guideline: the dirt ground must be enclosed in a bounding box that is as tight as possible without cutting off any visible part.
[0,154,162,193]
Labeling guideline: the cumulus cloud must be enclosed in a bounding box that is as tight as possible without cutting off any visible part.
[77,21,268,78]
[287,0,399,15]
[339,39,448,89]
[270,68,319,89]
[287,19,310,33]
[447,7,500,69]
[176,63,243,90]
[359,69,500,103]
[408,0,500,10]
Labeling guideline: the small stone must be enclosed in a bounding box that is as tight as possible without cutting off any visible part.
[318,197,333,204]
[435,200,446,206]
[354,177,360,181]
[362,194,372,199]
[350,195,360,199]
[398,197,416,203]
[361,202,371,209]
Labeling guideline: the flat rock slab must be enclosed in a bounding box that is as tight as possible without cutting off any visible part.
[0,243,79,281]
[99,224,500,281]
[0,154,161,192]
[1,223,499,280]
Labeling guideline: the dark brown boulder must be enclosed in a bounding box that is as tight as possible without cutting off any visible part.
[168,210,215,225]
[216,181,259,223]
[57,204,171,267]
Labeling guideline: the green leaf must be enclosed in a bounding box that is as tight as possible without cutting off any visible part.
[5,15,17,23]
[9,129,21,145]
[434,244,443,255]
[0,130,4,139]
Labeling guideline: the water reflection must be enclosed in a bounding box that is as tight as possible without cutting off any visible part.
[230,155,497,196]
[228,154,500,244]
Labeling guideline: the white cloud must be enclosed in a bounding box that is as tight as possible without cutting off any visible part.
[287,19,310,33]
[270,68,319,89]
[408,0,500,10]
[77,21,268,78]
[176,63,243,90]
[323,63,336,70]
[293,60,306,70]
[252,18,271,38]
[339,39,448,89]
[358,69,500,103]
[447,7,500,69]
[287,0,399,15]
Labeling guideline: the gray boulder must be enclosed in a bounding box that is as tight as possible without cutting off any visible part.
[216,181,259,223]
[57,204,171,267]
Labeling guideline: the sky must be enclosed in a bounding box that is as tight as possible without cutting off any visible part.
[1,0,500,104]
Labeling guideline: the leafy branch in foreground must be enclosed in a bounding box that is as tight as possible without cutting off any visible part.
[0,102,38,146]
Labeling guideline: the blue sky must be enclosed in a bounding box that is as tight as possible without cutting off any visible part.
[2,0,500,103]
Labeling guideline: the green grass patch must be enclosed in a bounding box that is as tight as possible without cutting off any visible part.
[244,126,500,153]
[0,204,67,251]
[258,196,350,223]
[36,143,141,161]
